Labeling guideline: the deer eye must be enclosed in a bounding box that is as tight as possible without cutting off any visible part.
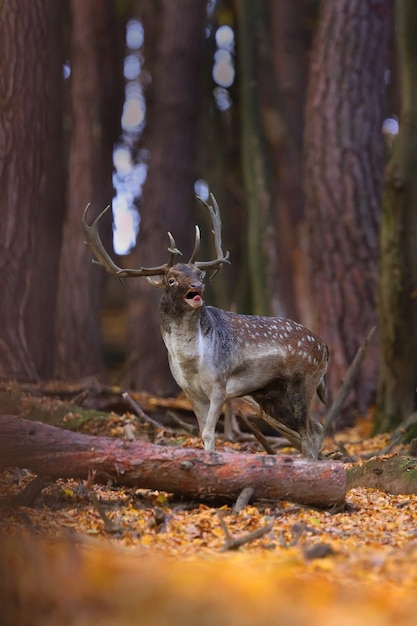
[167,277,176,286]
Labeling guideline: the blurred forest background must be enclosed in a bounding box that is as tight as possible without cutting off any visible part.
[0,0,416,434]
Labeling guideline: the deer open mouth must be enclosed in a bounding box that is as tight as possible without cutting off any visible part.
[184,289,203,307]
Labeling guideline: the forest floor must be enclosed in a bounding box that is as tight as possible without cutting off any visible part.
[1,382,417,625]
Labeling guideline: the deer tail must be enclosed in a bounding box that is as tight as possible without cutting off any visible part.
[317,374,327,405]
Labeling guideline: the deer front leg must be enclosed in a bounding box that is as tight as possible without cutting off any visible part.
[201,389,226,452]
[186,394,215,451]
[187,396,210,435]
[187,388,226,451]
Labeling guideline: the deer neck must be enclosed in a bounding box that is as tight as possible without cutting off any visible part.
[159,298,213,390]
[159,295,205,337]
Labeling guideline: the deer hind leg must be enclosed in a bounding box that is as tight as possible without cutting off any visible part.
[286,379,322,460]
[251,378,322,459]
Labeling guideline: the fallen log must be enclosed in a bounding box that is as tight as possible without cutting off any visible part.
[0,415,346,507]
[347,454,417,494]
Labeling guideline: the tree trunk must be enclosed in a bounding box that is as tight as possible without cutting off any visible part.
[374,0,417,431]
[304,0,393,420]
[54,0,124,379]
[124,0,207,394]
[262,0,309,321]
[23,4,65,379]
[0,1,64,381]
[0,415,346,508]
[236,0,274,317]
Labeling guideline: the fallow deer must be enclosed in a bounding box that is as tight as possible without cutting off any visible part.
[82,195,329,459]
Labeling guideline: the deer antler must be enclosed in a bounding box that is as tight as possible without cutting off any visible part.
[82,204,181,278]
[193,193,230,272]
[82,194,229,279]
[188,225,201,264]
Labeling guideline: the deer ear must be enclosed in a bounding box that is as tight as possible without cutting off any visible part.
[147,276,165,289]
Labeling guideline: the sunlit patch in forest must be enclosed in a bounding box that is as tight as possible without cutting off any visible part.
[112,19,146,255]
[213,49,235,88]
[125,18,144,50]
[112,17,236,254]
[62,61,70,79]
[124,54,141,81]
[194,179,210,201]
[213,24,234,109]
[121,83,145,132]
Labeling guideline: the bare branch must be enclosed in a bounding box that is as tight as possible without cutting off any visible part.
[319,326,376,446]
[232,487,255,513]
[237,411,276,455]
[217,511,274,551]
[122,392,169,431]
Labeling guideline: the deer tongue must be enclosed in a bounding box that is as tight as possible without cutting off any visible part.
[184,288,203,306]
[187,292,201,302]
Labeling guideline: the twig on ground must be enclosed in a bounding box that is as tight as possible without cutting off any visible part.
[77,478,121,534]
[288,522,306,546]
[333,439,357,462]
[363,411,417,458]
[7,376,99,397]
[122,392,168,431]
[237,411,276,454]
[319,326,376,446]
[71,389,90,406]
[272,505,301,518]
[225,408,269,445]
[166,410,197,433]
[243,396,302,452]
[217,511,273,551]
[278,522,306,548]
[232,487,255,513]
[12,476,49,507]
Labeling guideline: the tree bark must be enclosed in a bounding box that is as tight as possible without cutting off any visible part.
[124,0,207,394]
[0,1,64,380]
[375,0,417,431]
[54,0,124,379]
[0,415,346,508]
[304,0,393,419]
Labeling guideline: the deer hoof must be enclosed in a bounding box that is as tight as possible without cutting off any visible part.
[202,432,215,452]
